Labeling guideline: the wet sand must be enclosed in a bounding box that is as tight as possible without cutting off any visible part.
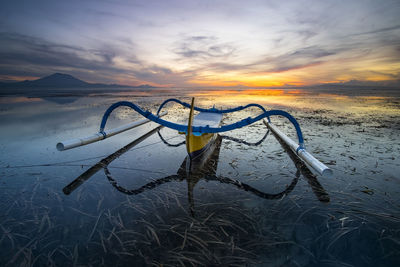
[0,88,399,266]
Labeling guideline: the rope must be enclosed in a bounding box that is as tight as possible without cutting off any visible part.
[6,135,182,169]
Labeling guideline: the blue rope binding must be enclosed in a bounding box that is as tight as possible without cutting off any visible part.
[99,98,305,148]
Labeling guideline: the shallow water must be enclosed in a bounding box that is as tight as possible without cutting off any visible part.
[0,88,399,266]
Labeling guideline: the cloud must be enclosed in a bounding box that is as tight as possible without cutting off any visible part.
[0,32,195,86]
[262,46,335,72]
[174,35,235,59]
[296,30,318,42]
[353,24,400,36]
[288,46,335,58]
[197,45,336,75]
[131,65,196,86]
[0,32,121,74]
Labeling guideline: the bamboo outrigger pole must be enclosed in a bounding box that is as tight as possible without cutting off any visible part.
[56,111,167,151]
[264,120,332,177]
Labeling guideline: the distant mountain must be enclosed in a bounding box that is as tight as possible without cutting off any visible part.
[308,79,400,90]
[0,73,155,89]
[28,73,90,87]
[136,84,155,89]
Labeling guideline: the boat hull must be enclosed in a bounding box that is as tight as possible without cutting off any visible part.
[185,98,223,160]
[186,132,217,159]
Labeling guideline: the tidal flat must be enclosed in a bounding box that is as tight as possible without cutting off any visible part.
[0,88,399,266]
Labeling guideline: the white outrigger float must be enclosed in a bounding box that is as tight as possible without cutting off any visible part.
[57,97,332,177]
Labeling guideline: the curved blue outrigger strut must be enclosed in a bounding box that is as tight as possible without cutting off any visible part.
[99,99,305,149]
[156,98,268,115]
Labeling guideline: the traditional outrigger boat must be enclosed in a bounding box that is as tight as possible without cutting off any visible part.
[62,119,330,213]
[57,97,332,177]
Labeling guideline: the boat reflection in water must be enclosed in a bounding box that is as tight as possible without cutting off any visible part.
[98,124,329,216]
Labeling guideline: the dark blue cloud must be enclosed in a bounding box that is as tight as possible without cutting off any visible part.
[0,33,120,75]
[354,24,400,36]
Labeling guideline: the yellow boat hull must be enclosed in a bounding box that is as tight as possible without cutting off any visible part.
[186,132,216,159]
[185,97,222,159]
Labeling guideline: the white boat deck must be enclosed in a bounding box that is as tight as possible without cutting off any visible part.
[179,112,223,135]
[192,112,223,128]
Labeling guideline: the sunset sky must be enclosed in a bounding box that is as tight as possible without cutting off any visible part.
[0,0,399,87]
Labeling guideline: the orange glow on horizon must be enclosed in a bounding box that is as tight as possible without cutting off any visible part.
[188,74,307,88]
[0,75,40,82]
[182,54,400,88]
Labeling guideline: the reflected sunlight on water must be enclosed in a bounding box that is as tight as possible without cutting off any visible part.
[190,89,400,117]
[0,96,43,104]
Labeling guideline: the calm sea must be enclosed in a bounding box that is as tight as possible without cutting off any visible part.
[1,88,399,266]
